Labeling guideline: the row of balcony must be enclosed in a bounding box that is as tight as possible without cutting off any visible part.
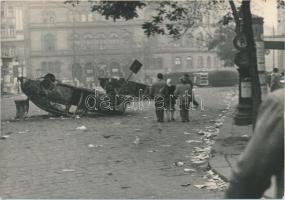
[1,29,16,38]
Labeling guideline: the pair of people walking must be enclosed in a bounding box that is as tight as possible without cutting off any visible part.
[150,73,198,122]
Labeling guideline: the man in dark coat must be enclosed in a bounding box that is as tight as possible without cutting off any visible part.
[225,89,284,199]
[174,77,192,122]
[150,73,166,122]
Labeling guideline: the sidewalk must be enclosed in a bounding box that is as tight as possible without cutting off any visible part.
[209,107,253,182]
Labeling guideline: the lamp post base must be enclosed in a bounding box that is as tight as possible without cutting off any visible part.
[234,103,252,126]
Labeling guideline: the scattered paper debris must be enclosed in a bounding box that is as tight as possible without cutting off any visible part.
[76,125,87,130]
[88,144,95,148]
[75,115,80,119]
[183,131,191,135]
[241,134,249,138]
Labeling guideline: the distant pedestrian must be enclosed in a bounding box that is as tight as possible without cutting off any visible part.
[150,73,166,122]
[270,68,281,92]
[174,77,193,122]
[160,79,176,122]
[225,89,284,199]
[182,74,199,108]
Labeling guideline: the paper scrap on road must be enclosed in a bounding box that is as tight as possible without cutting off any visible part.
[103,135,114,139]
[121,186,131,189]
[196,130,205,135]
[194,184,206,189]
[184,131,191,135]
[18,130,29,134]
[183,168,196,173]
[76,125,87,130]
[181,183,191,187]
[88,144,95,148]
[185,140,201,143]
[0,135,10,139]
[173,161,184,167]
[133,136,140,144]
[62,169,75,172]
[161,144,171,147]
[75,115,80,119]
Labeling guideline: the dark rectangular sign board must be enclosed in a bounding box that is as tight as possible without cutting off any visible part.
[130,59,143,74]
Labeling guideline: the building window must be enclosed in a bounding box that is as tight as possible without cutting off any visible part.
[196,32,204,46]
[214,57,219,67]
[43,33,56,51]
[41,61,61,76]
[175,57,182,68]
[109,33,119,47]
[207,56,212,68]
[198,56,204,68]
[97,34,106,50]
[122,32,131,46]
[88,13,93,21]
[83,33,93,50]
[42,10,55,24]
[81,13,87,22]
[8,6,14,17]
[173,39,182,47]
[1,46,16,57]
[152,57,163,69]
[186,56,193,68]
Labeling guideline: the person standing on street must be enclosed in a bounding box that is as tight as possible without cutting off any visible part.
[150,73,166,122]
[225,89,284,199]
[270,67,281,92]
[182,74,199,108]
[174,77,192,122]
[160,78,176,122]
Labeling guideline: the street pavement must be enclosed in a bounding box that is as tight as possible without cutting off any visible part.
[1,87,236,198]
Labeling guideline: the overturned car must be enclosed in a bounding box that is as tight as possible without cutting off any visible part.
[18,74,149,117]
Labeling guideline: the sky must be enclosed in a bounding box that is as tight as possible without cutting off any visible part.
[251,0,278,34]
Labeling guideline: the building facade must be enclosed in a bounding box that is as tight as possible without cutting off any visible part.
[1,1,26,93]
[1,1,226,91]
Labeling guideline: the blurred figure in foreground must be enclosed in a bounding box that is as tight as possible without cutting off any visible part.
[225,89,284,199]
[270,67,281,92]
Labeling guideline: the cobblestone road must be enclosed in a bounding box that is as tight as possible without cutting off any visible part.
[0,87,236,198]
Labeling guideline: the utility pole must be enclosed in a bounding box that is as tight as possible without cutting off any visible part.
[231,0,262,127]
